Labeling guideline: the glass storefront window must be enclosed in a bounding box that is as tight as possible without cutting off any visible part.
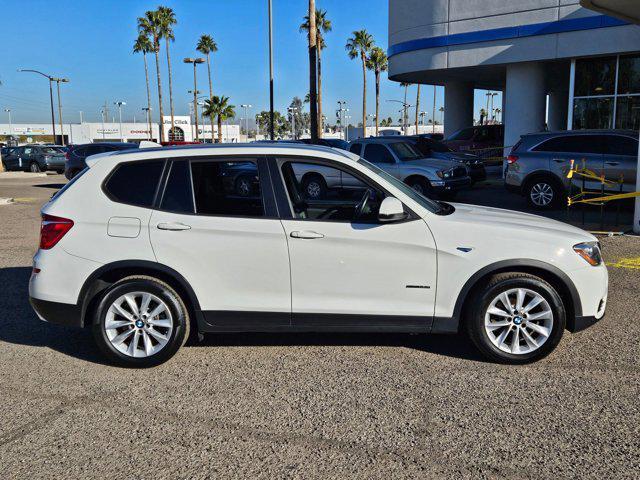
[618,54,640,95]
[616,96,640,131]
[575,56,616,97]
[573,98,614,130]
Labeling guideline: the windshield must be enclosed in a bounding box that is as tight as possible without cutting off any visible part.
[389,142,422,161]
[357,158,441,213]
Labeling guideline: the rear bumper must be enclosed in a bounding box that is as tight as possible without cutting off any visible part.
[30,296,82,327]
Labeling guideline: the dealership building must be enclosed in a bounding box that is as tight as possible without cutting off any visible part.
[388,0,640,149]
[0,116,240,144]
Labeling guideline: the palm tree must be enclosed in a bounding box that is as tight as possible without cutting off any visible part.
[196,34,218,142]
[415,84,421,133]
[366,47,387,137]
[346,30,374,133]
[157,6,177,137]
[300,9,331,135]
[138,10,164,142]
[133,33,154,140]
[399,82,411,133]
[203,95,235,143]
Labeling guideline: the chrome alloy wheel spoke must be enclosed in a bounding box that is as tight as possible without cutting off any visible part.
[484,288,554,355]
[104,291,174,358]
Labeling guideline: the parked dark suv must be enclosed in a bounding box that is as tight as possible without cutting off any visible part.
[65,142,139,179]
[1,145,66,173]
[505,129,639,209]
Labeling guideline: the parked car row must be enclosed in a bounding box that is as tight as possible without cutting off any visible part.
[1,145,67,173]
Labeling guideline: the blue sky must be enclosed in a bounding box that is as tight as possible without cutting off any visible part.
[0,0,500,126]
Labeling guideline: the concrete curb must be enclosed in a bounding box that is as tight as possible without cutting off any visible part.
[0,172,48,178]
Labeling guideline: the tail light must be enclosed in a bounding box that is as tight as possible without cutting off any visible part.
[507,155,519,164]
[40,214,73,250]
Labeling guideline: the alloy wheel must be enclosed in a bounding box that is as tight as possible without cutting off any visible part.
[237,178,251,196]
[410,183,424,195]
[530,182,554,207]
[306,181,321,199]
[104,291,174,358]
[484,288,553,355]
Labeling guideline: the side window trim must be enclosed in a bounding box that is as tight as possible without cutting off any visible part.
[267,155,417,223]
[156,156,278,219]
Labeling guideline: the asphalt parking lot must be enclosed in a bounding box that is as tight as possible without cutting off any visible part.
[1,173,639,479]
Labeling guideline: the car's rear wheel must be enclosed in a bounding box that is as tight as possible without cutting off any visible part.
[465,273,566,364]
[29,162,41,173]
[525,177,563,209]
[92,276,190,367]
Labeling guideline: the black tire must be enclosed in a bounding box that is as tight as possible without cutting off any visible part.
[465,273,566,364]
[302,174,327,200]
[406,177,432,197]
[29,162,41,173]
[92,276,190,367]
[524,176,564,210]
[439,191,458,201]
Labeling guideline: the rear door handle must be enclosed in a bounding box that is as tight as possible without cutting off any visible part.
[157,222,191,231]
[552,158,566,163]
[605,161,619,166]
[290,230,324,239]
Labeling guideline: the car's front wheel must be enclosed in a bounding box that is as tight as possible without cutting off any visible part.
[92,276,190,367]
[466,273,566,364]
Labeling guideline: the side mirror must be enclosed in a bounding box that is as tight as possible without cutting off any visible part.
[378,197,406,222]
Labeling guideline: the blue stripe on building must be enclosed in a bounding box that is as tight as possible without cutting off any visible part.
[388,14,629,57]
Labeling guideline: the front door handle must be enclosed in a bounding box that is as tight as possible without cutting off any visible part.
[552,158,565,163]
[290,230,324,239]
[157,222,191,231]
[605,161,619,166]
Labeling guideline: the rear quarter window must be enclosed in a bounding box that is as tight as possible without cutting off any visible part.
[103,160,165,207]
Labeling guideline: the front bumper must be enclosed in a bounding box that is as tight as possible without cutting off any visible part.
[431,176,472,192]
[30,296,82,327]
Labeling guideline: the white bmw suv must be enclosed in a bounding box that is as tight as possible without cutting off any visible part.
[29,144,608,367]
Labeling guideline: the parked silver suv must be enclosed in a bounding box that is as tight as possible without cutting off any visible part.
[505,130,639,209]
[348,138,471,198]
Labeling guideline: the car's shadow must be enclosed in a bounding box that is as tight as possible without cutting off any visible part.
[0,266,482,365]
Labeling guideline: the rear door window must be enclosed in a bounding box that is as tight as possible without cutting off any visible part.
[349,143,362,155]
[602,135,639,156]
[191,160,264,217]
[363,144,395,164]
[534,135,604,154]
[104,160,165,207]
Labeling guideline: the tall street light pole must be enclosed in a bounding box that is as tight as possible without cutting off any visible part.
[18,69,60,144]
[4,109,12,136]
[432,85,437,133]
[114,101,126,142]
[142,107,152,140]
[53,78,69,145]
[268,0,275,141]
[240,104,252,141]
[184,57,205,142]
